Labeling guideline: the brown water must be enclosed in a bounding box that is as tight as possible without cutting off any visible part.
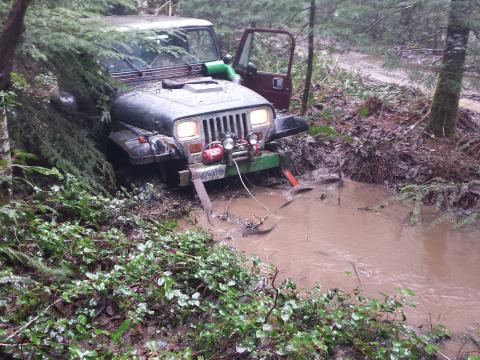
[198,180,480,340]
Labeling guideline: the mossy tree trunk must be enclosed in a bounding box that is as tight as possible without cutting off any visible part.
[0,97,11,180]
[428,0,471,138]
[0,0,32,193]
[301,0,316,116]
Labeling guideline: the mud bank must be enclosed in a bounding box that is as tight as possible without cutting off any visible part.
[283,77,480,216]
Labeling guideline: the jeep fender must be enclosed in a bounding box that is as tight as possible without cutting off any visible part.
[108,126,183,165]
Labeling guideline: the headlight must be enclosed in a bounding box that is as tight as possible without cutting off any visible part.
[247,133,258,146]
[222,137,235,151]
[249,108,272,129]
[176,120,200,140]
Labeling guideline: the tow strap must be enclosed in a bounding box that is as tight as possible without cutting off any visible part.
[192,177,213,224]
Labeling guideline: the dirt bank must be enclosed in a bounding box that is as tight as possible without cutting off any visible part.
[284,71,480,217]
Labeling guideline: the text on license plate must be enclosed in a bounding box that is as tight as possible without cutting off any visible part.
[191,165,226,182]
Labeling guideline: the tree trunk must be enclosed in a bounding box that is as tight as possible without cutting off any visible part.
[0,0,32,90]
[301,0,316,116]
[428,0,471,138]
[0,0,32,194]
[0,96,12,180]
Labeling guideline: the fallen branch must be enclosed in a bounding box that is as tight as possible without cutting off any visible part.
[223,192,238,218]
[349,261,365,291]
[263,269,280,325]
[5,298,62,342]
[252,215,269,230]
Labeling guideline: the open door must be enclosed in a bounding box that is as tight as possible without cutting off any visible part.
[233,28,295,111]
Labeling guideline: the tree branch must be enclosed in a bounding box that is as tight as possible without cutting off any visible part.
[263,268,280,325]
[362,4,415,35]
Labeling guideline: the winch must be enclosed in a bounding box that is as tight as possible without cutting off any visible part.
[202,134,262,165]
[202,143,224,164]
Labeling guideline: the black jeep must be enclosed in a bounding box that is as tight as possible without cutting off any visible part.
[101,15,307,186]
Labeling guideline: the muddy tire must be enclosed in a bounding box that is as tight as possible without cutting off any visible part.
[160,159,188,188]
[106,141,136,186]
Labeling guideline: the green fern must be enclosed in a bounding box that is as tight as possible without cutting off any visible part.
[0,246,74,278]
[0,274,38,286]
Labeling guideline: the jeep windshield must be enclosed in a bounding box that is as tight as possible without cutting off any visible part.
[105,28,219,73]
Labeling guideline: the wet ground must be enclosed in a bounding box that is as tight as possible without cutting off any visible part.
[198,180,480,342]
[332,51,480,113]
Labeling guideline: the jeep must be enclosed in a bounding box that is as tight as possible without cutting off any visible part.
[99,15,307,189]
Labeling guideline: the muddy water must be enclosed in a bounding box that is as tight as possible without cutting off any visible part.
[198,180,480,337]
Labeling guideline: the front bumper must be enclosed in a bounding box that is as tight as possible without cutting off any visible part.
[178,150,290,187]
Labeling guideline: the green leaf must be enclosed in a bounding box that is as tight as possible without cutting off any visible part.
[352,312,364,321]
[425,344,438,355]
[111,319,131,344]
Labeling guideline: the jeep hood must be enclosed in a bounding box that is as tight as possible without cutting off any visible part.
[111,78,272,136]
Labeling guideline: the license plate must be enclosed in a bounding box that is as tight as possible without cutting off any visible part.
[191,165,226,182]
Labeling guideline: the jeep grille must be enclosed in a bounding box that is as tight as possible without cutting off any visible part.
[202,110,249,144]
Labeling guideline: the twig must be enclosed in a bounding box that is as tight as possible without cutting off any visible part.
[437,350,453,360]
[362,4,415,34]
[349,261,365,291]
[263,269,280,325]
[456,341,468,359]
[283,6,311,27]
[295,22,309,40]
[252,215,269,230]
[5,298,62,341]
[405,110,431,135]
[0,343,29,347]
[223,192,238,217]
[337,171,343,206]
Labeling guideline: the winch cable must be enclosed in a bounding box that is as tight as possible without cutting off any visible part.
[231,159,315,236]
[232,159,271,214]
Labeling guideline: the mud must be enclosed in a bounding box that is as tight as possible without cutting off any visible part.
[332,51,480,113]
[281,64,480,215]
[198,180,480,342]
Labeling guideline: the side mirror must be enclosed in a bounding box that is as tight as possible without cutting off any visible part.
[247,62,258,75]
[223,54,233,65]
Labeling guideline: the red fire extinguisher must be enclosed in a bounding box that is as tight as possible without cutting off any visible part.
[202,144,224,164]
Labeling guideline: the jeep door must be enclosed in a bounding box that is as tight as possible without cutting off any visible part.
[233,28,295,110]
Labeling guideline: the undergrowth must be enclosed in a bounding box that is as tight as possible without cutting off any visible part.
[398,179,480,226]
[8,58,119,193]
[0,170,447,359]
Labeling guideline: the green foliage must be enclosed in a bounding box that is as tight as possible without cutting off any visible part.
[308,123,354,144]
[0,171,442,358]
[398,179,480,225]
[181,0,307,50]
[9,93,117,193]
